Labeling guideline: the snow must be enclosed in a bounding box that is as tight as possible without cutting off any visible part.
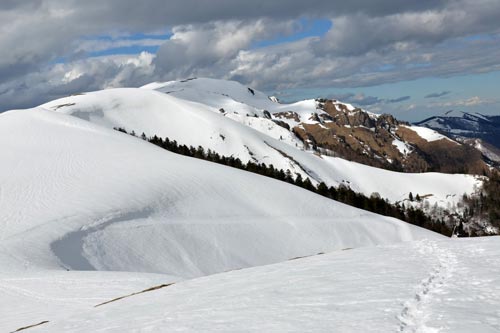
[42,87,311,179]
[13,237,500,332]
[319,156,477,205]
[1,108,435,274]
[444,110,467,117]
[343,102,356,111]
[473,139,500,163]
[224,112,303,148]
[141,77,320,125]
[42,84,480,210]
[0,79,498,332]
[404,125,454,143]
[470,112,491,121]
[443,110,491,122]
[0,106,441,331]
[425,117,450,130]
[392,138,411,156]
[0,270,176,331]
[269,95,279,103]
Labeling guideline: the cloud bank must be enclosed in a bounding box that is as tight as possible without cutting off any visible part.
[0,0,499,111]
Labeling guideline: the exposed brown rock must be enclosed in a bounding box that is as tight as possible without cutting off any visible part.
[273,111,300,122]
[397,127,487,174]
[291,99,489,174]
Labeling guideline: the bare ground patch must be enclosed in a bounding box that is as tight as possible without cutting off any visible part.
[94,283,175,307]
[11,321,49,332]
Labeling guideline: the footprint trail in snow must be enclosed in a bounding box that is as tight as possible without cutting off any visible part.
[398,240,458,333]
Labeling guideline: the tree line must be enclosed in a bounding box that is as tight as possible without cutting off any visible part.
[115,127,455,237]
[461,171,500,234]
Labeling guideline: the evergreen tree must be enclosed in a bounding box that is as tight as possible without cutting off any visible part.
[302,177,314,191]
[317,182,329,196]
[294,174,304,187]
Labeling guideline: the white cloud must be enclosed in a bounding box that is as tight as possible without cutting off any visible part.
[1,0,500,111]
[153,19,296,78]
[0,52,156,111]
[432,96,496,108]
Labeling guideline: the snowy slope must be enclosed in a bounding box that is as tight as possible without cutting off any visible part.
[41,84,481,210]
[15,237,500,333]
[141,77,319,122]
[2,83,498,332]
[401,125,456,143]
[0,107,436,275]
[0,106,443,331]
[0,270,176,332]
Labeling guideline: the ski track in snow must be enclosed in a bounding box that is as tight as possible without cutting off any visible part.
[398,240,458,333]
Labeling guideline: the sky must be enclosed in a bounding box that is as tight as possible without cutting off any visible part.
[0,0,499,121]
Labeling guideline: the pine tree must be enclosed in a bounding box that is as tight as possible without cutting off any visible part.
[303,177,314,191]
[317,182,329,196]
[294,174,304,187]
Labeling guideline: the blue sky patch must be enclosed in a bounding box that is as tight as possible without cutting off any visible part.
[251,18,332,48]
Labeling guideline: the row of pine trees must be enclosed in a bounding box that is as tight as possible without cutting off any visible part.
[114,127,473,237]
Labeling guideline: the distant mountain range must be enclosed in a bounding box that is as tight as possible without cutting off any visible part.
[415,110,500,163]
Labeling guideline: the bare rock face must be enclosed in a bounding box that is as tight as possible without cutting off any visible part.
[273,111,300,122]
[350,109,376,128]
[291,99,489,174]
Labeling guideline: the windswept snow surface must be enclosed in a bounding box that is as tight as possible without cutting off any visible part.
[21,237,500,333]
[0,107,441,331]
[42,82,480,209]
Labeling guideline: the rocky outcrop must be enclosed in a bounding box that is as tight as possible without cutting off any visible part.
[291,100,489,174]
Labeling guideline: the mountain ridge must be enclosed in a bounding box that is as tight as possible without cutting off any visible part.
[415,110,500,164]
[0,78,498,332]
[144,78,490,174]
[41,79,481,217]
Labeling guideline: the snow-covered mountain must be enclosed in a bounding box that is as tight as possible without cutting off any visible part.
[1,79,499,332]
[0,104,439,331]
[416,110,500,163]
[41,78,481,213]
[143,78,489,175]
[2,107,433,276]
